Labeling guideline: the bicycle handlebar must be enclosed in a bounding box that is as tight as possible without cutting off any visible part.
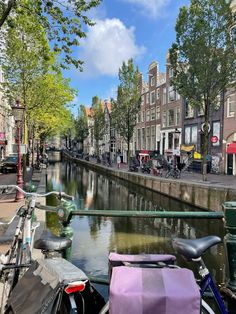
[0,185,74,201]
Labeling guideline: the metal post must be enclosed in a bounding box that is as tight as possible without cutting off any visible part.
[15,122,24,201]
[223,201,236,292]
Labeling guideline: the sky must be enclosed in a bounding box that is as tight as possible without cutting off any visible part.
[65,0,190,115]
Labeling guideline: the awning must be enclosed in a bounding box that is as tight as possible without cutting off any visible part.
[180,144,195,152]
[226,142,236,154]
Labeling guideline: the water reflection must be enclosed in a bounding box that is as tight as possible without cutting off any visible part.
[46,162,226,288]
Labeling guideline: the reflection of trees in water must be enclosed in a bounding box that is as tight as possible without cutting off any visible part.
[47,161,226,285]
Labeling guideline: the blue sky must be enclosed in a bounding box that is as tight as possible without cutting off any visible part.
[65,0,190,115]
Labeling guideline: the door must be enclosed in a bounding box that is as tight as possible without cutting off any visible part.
[227,154,233,175]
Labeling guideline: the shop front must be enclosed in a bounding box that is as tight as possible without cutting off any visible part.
[226,141,236,175]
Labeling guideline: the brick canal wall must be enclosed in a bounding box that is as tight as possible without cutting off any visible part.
[63,154,236,212]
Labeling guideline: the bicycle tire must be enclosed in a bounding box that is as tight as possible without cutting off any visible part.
[201,299,215,314]
[0,237,23,314]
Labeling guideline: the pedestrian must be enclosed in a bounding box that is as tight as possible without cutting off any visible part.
[117,155,121,169]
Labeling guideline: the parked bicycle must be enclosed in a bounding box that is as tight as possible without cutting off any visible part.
[100,236,232,314]
[0,185,104,314]
[165,164,181,179]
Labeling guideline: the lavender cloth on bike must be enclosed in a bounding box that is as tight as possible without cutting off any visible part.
[109,252,176,263]
[109,266,200,314]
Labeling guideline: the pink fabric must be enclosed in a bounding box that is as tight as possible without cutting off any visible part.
[109,266,200,314]
[109,253,176,263]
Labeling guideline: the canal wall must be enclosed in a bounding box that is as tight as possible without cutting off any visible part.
[63,154,236,212]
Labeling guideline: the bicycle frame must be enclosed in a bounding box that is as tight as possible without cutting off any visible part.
[198,259,228,314]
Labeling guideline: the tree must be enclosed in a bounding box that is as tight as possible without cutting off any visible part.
[92,96,105,160]
[1,12,51,108]
[170,0,236,181]
[111,59,141,166]
[75,105,89,151]
[0,0,101,69]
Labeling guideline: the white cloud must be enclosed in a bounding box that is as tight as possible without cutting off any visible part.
[121,0,171,18]
[80,18,145,77]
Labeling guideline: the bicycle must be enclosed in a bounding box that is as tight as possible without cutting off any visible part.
[0,185,74,313]
[99,236,231,314]
[165,164,181,179]
[0,185,105,314]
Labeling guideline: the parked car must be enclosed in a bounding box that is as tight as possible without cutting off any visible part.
[0,156,18,173]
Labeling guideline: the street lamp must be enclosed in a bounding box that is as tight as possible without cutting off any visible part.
[11,100,25,201]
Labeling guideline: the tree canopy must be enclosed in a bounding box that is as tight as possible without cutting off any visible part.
[0,0,101,69]
[92,96,105,157]
[75,104,89,145]
[111,59,141,164]
[169,0,236,180]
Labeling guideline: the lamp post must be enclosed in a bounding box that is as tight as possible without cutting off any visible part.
[11,100,25,201]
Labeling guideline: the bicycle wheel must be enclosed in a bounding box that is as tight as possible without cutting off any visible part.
[201,299,215,314]
[0,237,23,314]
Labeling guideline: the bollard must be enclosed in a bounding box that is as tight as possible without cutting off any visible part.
[223,201,236,292]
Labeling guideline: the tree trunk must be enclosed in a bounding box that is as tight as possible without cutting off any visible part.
[127,139,130,168]
[0,0,15,28]
[202,100,210,181]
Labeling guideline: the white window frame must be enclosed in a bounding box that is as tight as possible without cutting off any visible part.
[227,95,235,117]
[151,91,155,104]
[151,76,155,86]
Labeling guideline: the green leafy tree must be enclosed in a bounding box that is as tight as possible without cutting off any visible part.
[0,0,101,69]
[170,0,236,181]
[75,105,89,151]
[1,12,51,108]
[92,96,105,159]
[111,59,141,165]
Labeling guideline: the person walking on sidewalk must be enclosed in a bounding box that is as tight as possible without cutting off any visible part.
[117,155,121,169]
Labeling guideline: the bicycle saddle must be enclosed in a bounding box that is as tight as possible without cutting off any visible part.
[34,230,72,252]
[172,236,221,260]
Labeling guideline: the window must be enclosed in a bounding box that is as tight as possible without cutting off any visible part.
[227,95,235,117]
[176,108,180,125]
[156,106,160,119]
[185,125,197,144]
[176,92,181,100]
[167,109,175,126]
[146,93,150,104]
[198,105,205,116]
[151,91,155,104]
[142,111,145,122]
[151,108,155,120]
[137,129,141,149]
[141,95,144,105]
[168,85,175,102]
[162,87,166,105]
[185,101,194,118]
[162,111,166,127]
[215,94,221,111]
[151,126,155,150]
[146,110,150,122]
[151,76,155,86]
[168,132,173,149]
[137,112,141,123]
[169,67,174,78]
[212,121,220,146]
[146,127,151,149]
[142,128,146,148]
[156,88,160,100]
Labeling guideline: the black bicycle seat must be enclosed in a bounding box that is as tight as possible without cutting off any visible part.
[34,230,72,252]
[172,236,221,260]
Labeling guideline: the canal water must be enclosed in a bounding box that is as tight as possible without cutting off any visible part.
[46,161,226,301]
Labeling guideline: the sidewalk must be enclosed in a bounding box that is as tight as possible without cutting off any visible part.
[0,169,46,254]
[79,155,236,190]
